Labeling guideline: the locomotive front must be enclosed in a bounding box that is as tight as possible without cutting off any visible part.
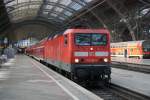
[142,40,150,59]
[70,29,111,82]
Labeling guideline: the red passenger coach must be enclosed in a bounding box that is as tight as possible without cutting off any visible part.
[26,38,47,60]
[26,29,111,83]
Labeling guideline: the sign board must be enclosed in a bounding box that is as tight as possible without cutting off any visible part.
[4,37,8,44]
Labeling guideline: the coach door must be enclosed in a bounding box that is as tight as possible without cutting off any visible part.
[124,49,127,58]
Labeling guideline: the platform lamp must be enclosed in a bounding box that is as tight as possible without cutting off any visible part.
[3,37,8,48]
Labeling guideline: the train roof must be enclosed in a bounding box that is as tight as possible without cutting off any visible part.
[63,29,110,35]
[40,37,49,42]
[47,28,110,40]
[110,40,150,47]
[111,40,145,44]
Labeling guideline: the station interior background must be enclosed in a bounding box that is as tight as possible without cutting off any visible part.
[0,0,150,49]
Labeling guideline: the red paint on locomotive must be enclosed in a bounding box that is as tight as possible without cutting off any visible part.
[26,29,111,81]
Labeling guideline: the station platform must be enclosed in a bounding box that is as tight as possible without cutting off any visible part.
[0,55,102,100]
[111,57,150,65]
[112,68,150,97]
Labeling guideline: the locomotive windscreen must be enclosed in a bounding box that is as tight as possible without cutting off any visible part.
[75,33,107,46]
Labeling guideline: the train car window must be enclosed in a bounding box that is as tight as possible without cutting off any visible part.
[75,33,107,46]
[64,35,68,45]
[143,44,150,52]
[143,48,150,52]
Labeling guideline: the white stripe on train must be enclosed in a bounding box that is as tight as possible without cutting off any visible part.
[74,51,109,57]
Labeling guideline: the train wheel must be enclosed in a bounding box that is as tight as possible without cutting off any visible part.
[58,69,62,74]
[71,73,75,80]
[65,72,69,78]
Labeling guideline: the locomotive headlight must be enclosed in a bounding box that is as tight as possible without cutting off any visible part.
[75,58,79,63]
[104,58,108,62]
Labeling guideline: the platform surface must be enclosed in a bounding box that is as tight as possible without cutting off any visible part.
[111,57,150,65]
[112,68,150,97]
[0,55,102,100]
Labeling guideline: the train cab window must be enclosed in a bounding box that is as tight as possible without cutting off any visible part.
[75,33,107,46]
[75,34,91,45]
[92,34,107,45]
[64,35,68,45]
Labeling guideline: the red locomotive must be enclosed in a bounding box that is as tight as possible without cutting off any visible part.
[26,29,111,83]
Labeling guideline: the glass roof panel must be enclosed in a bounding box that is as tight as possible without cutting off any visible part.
[10,9,37,22]
[69,2,83,10]
[4,0,95,24]
[5,0,16,7]
[18,0,30,3]
[43,11,49,15]
[29,5,40,9]
[59,17,65,20]
[84,0,93,3]
[54,7,63,12]
[45,5,53,9]
[50,13,58,17]
[59,0,72,6]
[64,11,73,16]
[47,0,58,2]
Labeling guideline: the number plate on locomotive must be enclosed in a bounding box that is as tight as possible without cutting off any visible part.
[88,52,95,56]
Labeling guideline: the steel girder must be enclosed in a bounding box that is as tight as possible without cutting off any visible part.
[0,0,10,33]
[139,0,150,5]
[106,0,137,40]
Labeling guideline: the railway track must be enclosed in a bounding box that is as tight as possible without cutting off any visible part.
[32,56,150,100]
[48,64,150,100]
[110,84,150,100]
[111,62,150,73]
[88,85,125,100]
[88,83,150,100]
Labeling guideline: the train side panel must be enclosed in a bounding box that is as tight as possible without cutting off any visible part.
[45,33,72,72]
[110,40,150,59]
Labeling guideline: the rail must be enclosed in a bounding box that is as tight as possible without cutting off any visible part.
[111,61,150,73]
[30,55,150,100]
[110,83,150,100]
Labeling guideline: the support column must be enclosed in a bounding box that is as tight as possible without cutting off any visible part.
[107,0,136,40]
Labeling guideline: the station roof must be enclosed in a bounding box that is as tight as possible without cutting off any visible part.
[4,0,96,25]
[1,0,150,41]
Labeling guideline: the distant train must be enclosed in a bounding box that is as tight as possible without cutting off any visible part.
[111,40,150,59]
[26,29,111,83]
